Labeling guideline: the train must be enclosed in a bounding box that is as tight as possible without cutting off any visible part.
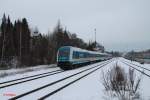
[57,46,111,70]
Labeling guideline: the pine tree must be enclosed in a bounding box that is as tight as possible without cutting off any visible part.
[21,18,30,56]
[5,16,15,57]
[0,14,7,64]
[18,18,31,65]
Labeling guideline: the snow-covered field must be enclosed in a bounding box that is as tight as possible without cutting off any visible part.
[0,58,150,100]
[0,64,57,78]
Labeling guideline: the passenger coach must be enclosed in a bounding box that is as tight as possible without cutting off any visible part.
[57,46,110,70]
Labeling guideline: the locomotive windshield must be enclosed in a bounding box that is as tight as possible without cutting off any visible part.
[58,47,70,61]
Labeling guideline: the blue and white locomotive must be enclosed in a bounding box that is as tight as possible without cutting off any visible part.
[57,46,110,70]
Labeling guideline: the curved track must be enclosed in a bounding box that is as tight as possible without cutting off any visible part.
[121,61,150,78]
[124,60,150,72]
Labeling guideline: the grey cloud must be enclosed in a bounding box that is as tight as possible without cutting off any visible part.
[0,0,150,51]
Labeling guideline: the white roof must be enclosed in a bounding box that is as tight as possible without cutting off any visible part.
[63,46,108,55]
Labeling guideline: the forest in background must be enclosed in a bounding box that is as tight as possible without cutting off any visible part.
[0,14,104,69]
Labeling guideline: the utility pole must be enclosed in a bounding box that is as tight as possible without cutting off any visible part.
[94,28,96,47]
[20,25,22,65]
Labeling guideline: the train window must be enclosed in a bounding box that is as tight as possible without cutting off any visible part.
[89,53,91,57]
[79,53,84,58]
[84,52,88,58]
[59,51,69,57]
[73,51,86,58]
[73,51,79,59]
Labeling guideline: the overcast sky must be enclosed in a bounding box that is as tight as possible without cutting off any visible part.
[0,0,150,52]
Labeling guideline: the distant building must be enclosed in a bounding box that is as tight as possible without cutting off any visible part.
[31,30,41,37]
[30,30,42,50]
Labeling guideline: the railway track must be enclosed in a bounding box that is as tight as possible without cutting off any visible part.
[0,69,64,89]
[0,69,62,85]
[123,60,150,72]
[121,61,150,78]
[9,59,113,100]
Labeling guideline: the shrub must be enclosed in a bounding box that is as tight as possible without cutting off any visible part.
[102,62,142,100]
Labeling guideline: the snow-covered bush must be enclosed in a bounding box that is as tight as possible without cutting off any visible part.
[102,62,142,100]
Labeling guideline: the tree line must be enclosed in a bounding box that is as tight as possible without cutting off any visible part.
[124,49,150,63]
[0,14,31,68]
[0,14,103,69]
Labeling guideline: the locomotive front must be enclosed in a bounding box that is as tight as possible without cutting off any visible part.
[57,46,72,70]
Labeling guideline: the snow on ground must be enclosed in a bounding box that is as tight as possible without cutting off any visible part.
[0,64,58,79]
[0,60,111,100]
[0,58,150,100]
[48,58,150,100]
[122,58,150,71]
[120,58,150,100]
[20,64,108,100]
[47,60,115,100]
